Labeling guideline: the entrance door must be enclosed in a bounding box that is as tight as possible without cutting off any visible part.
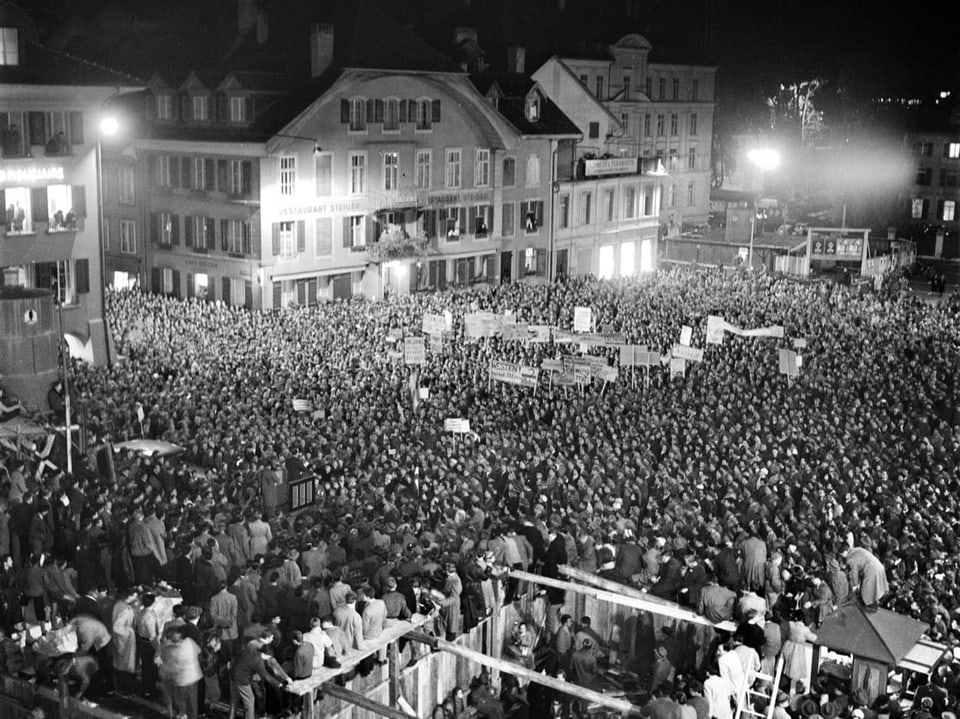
[500,251,512,284]
[332,273,352,300]
[556,249,568,278]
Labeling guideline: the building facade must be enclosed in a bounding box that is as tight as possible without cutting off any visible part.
[904,123,960,256]
[533,34,716,233]
[0,2,140,372]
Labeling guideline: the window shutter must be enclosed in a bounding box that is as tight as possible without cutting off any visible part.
[423,209,436,238]
[244,97,254,123]
[0,190,4,225]
[169,156,180,188]
[220,219,229,251]
[365,216,375,246]
[180,157,192,189]
[242,222,251,254]
[147,155,158,186]
[398,100,408,123]
[31,187,48,222]
[69,111,84,145]
[205,218,215,248]
[297,220,306,253]
[151,212,160,243]
[204,159,215,190]
[468,206,477,234]
[172,270,181,297]
[222,276,230,304]
[28,111,45,146]
[536,248,547,275]
[315,155,332,196]
[184,216,194,247]
[245,280,253,308]
[273,281,282,308]
[366,99,375,123]
[938,200,945,219]
[343,218,351,248]
[72,185,86,217]
[75,259,90,294]
[171,214,180,245]
[216,93,228,122]
[340,99,350,123]
[431,99,441,122]
[186,273,194,298]
[486,255,495,281]
[437,260,447,289]
[217,159,227,191]
[272,223,281,255]
[240,161,251,195]
[37,263,53,294]
[151,267,161,294]
[250,216,260,255]
[374,99,384,123]
[179,93,190,121]
[922,199,929,218]
[307,278,317,306]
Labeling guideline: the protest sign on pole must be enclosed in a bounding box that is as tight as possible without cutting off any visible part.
[670,357,687,379]
[502,323,530,342]
[706,315,726,345]
[404,336,426,366]
[574,306,592,333]
[529,325,552,343]
[792,338,807,350]
[540,359,562,373]
[778,348,799,377]
[292,399,313,412]
[619,345,636,367]
[422,313,446,335]
[680,325,694,346]
[671,344,704,363]
[429,333,443,354]
[489,361,540,389]
[444,418,471,433]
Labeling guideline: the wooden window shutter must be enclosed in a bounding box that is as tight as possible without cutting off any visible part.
[147,156,158,186]
[180,157,192,189]
[431,99,441,122]
[151,212,160,243]
[217,159,227,191]
[75,259,90,294]
[205,218,216,248]
[398,99,408,123]
[242,222,251,255]
[31,187,48,222]
[170,156,180,188]
[184,216,194,247]
[0,190,4,224]
[242,161,252,195]
[374,99,384,123]
[297,219,306,254]
[244,280,253,308]
[151,267,161,293]
[366,99,375,123]
[186,273,194,298]
[28,111,45,146]
[250,216,260,255]
[216,93,228,122]
[179,92,190,121]
[171,214,180,245]
[244,97,254,122]
[220,219,229,251]
[273,281,282,308]
[204,159,215,190]
[536,248,547,275]
[172,270,181,297]
[222,276,230,304]
[340,98,350,123]
[343,217,351,248]
[272,223,281,255]
[307,278,317,305]
[71,185,86,217]
[69,111,84,145]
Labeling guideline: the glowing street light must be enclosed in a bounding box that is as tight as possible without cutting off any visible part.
[747,147,782,268]
[100,115,120,137]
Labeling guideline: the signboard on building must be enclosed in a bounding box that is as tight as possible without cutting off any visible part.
[583,157,639,177]
[808,228,869,265]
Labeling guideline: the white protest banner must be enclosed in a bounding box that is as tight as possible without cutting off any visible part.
[489,361,539,389]
[422,313,446,335]
[541,359,563,373]
[597,366,619,383]
[443,310,453,330]
[386,327,403,343]
[619,345,636,367]
[444,418,471,433]
[671,344,704,363]
[603,334,628,347]
[529,325,551,343]
[574,306,592,333]
[387,348,403,361]
[292,399,313,412]
[706,315,727,345]
[478,313,502,338]
[680,325,694,346]
[792,338,807,350]
[553,329,576,343]
[404,337,426,365]
[740,325,785,339]
[502,323,530,342]
[670,357,687,379]
[778,348,799,377]
[429,334,443,353]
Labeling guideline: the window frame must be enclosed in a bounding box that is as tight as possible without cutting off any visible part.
[279,155,296,196]
[192,95,209,122]
[229,96,246,123]
[445,148,462,189]
[349,98,367,133]
[416,99,433,132]
[383,151,400,191]
[690,112,698,136]
[118,165,136,204]
[349,152,366,195]
[119,219,137,255]
[383,98,400,132]
[0,27,19,66]
[415,149,432,190]
[474,148,491,187]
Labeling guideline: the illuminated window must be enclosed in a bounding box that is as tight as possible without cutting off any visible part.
[911,198,927,219]
[349,152,366,194]
[415,150,431,189]
[0,27,19,65]
[46,185,75,229]
[524,247,537,274]
[349,98,366,132]
[598,244,615,279]
[943,200,956,222]
[946,142,960,159]
[349,215,365,247]
[192,95,209,121]
[279,156,296,196]
[639,238,654,272]
[279,221,296,257]
[383,152,399,191]
[120,219,137,254]
[475,148,490,187]
[445,149,461,188]
[383,99,400,131]
[621,242,636,275]
[118,166,135,204]
[522,200,543,232]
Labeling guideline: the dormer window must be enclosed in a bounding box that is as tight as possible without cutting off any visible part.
[229,96,246,123]
[0,27,19,66]
[156,94,173,120]
[192,95,209,122]
[526,94,540,122]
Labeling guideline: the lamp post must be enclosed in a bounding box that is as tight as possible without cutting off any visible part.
[97,114,118,365]
[745,147,781,269]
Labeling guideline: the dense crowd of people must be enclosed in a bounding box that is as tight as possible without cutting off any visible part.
[1,267,959,719]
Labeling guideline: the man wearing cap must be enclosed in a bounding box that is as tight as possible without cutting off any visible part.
[382,576,411,626]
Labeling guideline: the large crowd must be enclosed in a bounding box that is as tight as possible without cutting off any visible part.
[1,267,959,719]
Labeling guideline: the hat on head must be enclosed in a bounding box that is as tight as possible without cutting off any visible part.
[185,606,202,620]
[385,577,398,591]
[801,700,819,717]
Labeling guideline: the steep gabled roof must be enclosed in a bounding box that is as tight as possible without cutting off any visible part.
[816,604,927,666]
[0,36,143,87]
[472,72,580,138]
[341,2,460,73]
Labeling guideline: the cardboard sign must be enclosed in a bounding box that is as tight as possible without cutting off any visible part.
[671,344,704,363]
[597,366,619,383]
[778,348,799,377]
[541,359,563,373]
[489,361,539,389]
[574,306,592,333]
[418,387,430,400]
[670,357,687,379]
[444,418,471,433]
[529,325,552,343]
[404,337,426,366]
[422,313,446,335]
[387,348,403,361]
[292,399,313,412]
[792,338,807,350]
[706,315,727,345]
[502,323,530,342]
[430,334,443,353]
[553,329,576,343]
[680,325,693,346]
[619,345,636,367]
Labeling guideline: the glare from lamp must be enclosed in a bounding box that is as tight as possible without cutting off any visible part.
[747,148,780,172]
[100,116,120,137]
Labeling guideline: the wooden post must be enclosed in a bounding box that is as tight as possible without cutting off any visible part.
[388,640,401,707]
[321,682,415,719]
[407,631,643,715]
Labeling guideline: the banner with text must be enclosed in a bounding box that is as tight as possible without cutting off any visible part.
[404,337,426,365]
[489,361,540,389]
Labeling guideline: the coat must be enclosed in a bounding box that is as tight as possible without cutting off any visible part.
[780,621,816,680]
[247,520,272,558]
[845,547,888,606]
[741,537,767,591]
[111,601,137,673]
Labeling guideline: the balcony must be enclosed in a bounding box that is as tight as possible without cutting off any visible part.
[366,225,431,263]
[1,227,76,266]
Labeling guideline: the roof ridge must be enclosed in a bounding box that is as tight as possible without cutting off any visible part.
[29,36,146,86]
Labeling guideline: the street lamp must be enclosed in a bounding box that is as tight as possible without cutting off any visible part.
[746,147,781,268]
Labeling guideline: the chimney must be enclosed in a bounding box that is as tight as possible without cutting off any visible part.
[256,7,269,45]
[506,45,526,74]
[310,23,335,78]
[237,0,256,33]
[453,27,478,47]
